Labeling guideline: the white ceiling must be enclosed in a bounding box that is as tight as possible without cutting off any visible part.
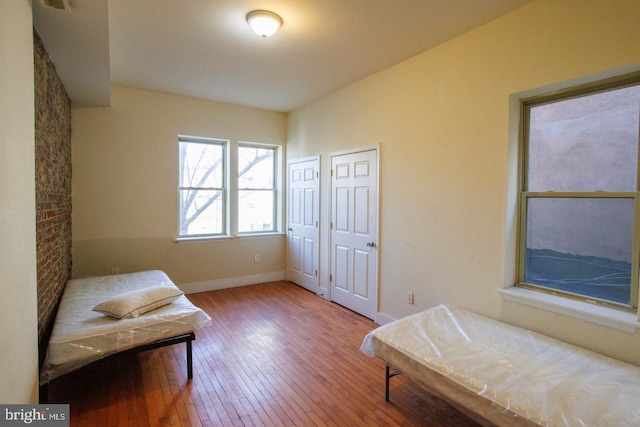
[33,0,534,112]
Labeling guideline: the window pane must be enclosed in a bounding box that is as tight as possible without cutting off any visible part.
[524,197,634,305]
[238,146,274,189]
[239,190,274,232]
[179,189,223,235]
[179,142,223,188]
[528,85,640,192]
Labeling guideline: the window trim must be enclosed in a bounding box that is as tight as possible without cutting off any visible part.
[515,73,640,312]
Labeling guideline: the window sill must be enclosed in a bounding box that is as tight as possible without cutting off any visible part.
[498,287,640,333]
[175,235,235,244]
[174,232,284,244]
[237,232,284,239]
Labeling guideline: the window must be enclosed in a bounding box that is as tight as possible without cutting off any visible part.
[518,76,640,310]
[178,137,226,237]
[238,144,276,233]
[177,137,281,240]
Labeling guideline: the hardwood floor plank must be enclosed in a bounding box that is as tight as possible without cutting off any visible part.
[46,281,481,426]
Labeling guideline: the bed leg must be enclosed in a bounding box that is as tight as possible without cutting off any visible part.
[187,333,194,379]
[385,365,391,402]
[39,383,49,404]
[385,365,401,402]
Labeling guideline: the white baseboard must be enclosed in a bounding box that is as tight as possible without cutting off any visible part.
[374,312,396,326]
[179,271,286,294]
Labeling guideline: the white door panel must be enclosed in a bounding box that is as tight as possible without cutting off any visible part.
[330,149,378,319]
[334,187,348,231]
[291,234,301,272]
[354,186,370,235]
[303,237,315,277]
[287,157,320,293]
[335,244,350,292]
[353,249,369,298]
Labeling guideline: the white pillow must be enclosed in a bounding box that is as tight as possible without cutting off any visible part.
[93,285,183,319]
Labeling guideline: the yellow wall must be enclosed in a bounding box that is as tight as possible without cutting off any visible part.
[287,0,640,363]
[72,86,287,287]
[0,0,39,403]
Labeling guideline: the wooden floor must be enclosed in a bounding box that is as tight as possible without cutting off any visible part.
[47,281,480,426]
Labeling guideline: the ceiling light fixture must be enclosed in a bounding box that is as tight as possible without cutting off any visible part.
[246,10,283,38]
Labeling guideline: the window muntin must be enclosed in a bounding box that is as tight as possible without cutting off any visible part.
[178,138,226,237]
[519,80,640,309]
[238,144,276,233]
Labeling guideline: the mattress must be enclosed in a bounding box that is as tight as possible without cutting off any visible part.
[40,270,211,383]
[361,304,640,427]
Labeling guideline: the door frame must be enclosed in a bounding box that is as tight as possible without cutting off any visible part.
[327,145,380,316]
[286,155,321,294]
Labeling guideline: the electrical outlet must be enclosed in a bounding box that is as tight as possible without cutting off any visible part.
[407,291,414,304]
[254,254,260,263]
[111,267,120,275]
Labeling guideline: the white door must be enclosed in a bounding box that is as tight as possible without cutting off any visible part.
[330,148,378,319]
[286,156,320,293]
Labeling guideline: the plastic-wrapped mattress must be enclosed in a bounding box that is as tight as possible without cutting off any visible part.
[40,270,211,384]
[361,304,640,427]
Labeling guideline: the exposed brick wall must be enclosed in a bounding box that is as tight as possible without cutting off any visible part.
[33,29,72,355]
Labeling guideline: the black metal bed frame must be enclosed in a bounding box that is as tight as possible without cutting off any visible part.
[39,331,196,403]
[385,365,402,402]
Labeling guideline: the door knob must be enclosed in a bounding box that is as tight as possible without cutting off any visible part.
[366,241,376,248]
[287,228,293,232]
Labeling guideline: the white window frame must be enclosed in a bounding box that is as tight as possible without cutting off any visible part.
[237,142,278,235]
[176,136,282,242]
[177,136,228,239]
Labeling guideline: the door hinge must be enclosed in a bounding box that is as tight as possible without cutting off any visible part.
[315,269,318,276]
[329,274,333,282]
[331,169,334,177]
[330,222,333,230]
[316,171,319,178]
[316,220,318,227]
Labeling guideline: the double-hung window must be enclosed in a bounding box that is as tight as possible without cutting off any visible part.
[238,144,276,233]
[178,137,226,237]
[178,137,280,239]
[518,75,640,310]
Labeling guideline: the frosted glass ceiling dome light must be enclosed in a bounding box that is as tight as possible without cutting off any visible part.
[246,10,283,38]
